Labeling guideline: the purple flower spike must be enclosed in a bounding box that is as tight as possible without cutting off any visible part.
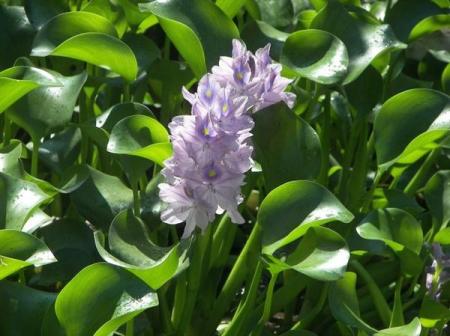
[159,39,296,237]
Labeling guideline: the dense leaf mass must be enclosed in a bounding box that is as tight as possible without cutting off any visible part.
[0,0,449,335]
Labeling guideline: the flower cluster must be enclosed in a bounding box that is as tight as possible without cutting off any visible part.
[159,39,296,238]
[426,243,450,300]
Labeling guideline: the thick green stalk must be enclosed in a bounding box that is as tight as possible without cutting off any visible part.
[404,148,440,196]
[2,114,11,147]
[351,260,391,327]
[318,92,331,186]
[171,273,186,328]
[251,271,279,336]
[131,181,140,217]
[204,223,262,334]
[291,283,329,331]
[126,319,134,336]
[31,138,40,177]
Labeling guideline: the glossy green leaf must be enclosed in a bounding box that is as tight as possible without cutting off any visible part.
[107,114,171,167]
[0,66,62,113]
[374,318,421,336]
[7,70,87,139]
[24,0,69,29]
[65,165,133,229]
[281,29,348,85]
[357,208,423,276]
[82,0,127,37]
[253,104,322,191]
[0,173,51,231]
[386,0,442,42]
[311,1,405,84]
[0,140,24,177]
[259,180,354,254]
[409,15,450,41]
[442,63,450,95]
[0,281,56,336]
[267,227,349,281]
[139,0,239,78]
[0,229,56,279]
[423,171,450,227]
[55,262,159,336]
[31,11,117,56]
[216,0,247,18]
[419,295,450,328]
[254,0,294,28]
[49,32,138,81]
[329,272,377,334]
[0,6,35,70]
[95,209,189,289]
[374,89,450,172]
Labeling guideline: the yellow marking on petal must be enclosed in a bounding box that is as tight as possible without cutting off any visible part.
[236,72,243,80]
[206,89,212,98]
[222,104,228,112]
[208,169,217,177]
[203,127,209,136]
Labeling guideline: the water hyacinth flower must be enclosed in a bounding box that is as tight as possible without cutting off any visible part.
[425,243,450,300]
[159,39,296,237]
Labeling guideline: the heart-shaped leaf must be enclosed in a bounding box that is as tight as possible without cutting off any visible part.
[48,32,138,82]
[0,66,62,113]
[267,227,349,281]
[31,11,117,56]
[107,114,171,168]
[374,318,421,336]
[259,180,354,254]
[0,6,35,70]
[253,104,322,191]
[311,1,405,84]
[139,0,239,78]
[95,209,190,289]
[329,272,377,334]
[0,281,56,336]
[374,89,450,172]
[281,29,348,85]
[55,262,158,336]
[7,70,87,139]
[0,229,56,279]
[409,15,450,42]
[24,0,69,29]
[419,295,450,328]
[0,173,51,231]
[423,170,450,227]
[357,208,423,276]
[65,165,133,229]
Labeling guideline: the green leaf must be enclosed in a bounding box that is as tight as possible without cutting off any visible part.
[374,318,421,336]
[443,63,450,94]
[24,0,69,29]
[423,170,450,227]
[55,263,158,336]
[311,1,405,83]
[0,66,62,113]
[409,15,450,41]
[254,0,294,28]
[386,0,443,42]
[0,173,51,231]
[216,0,247,18]
[0,229,56,280]
[357,208,423,276]
[107,114,171,168]
[0,6,35,70]
[267,227,349,281]
[95,209,190,289]
[345,65,383,115]
[49,32,138,82]
[66,165,133,230]
[139,0,239,78]
[259,180,354,254]
[420,295,450,328]
[0,281,56,336]
[253,104,322,191]
[82,0,127,37]
[7,70,87,139]
[329,272,377,334]
[31,11,117,56]
[374,89,450,172]
[0,140,25,177]
[281,29,348,85]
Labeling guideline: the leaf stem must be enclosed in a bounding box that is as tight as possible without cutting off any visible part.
[318,91,331,185]
[126,319,134,336]
[2,114,11,147]
[404,148,440,196]
[251,271,279,336]
[31,138,40,177]
[205,222,262,334]
[131,181,140,217]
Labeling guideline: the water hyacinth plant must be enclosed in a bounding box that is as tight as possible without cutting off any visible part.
[0,0,449,336]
